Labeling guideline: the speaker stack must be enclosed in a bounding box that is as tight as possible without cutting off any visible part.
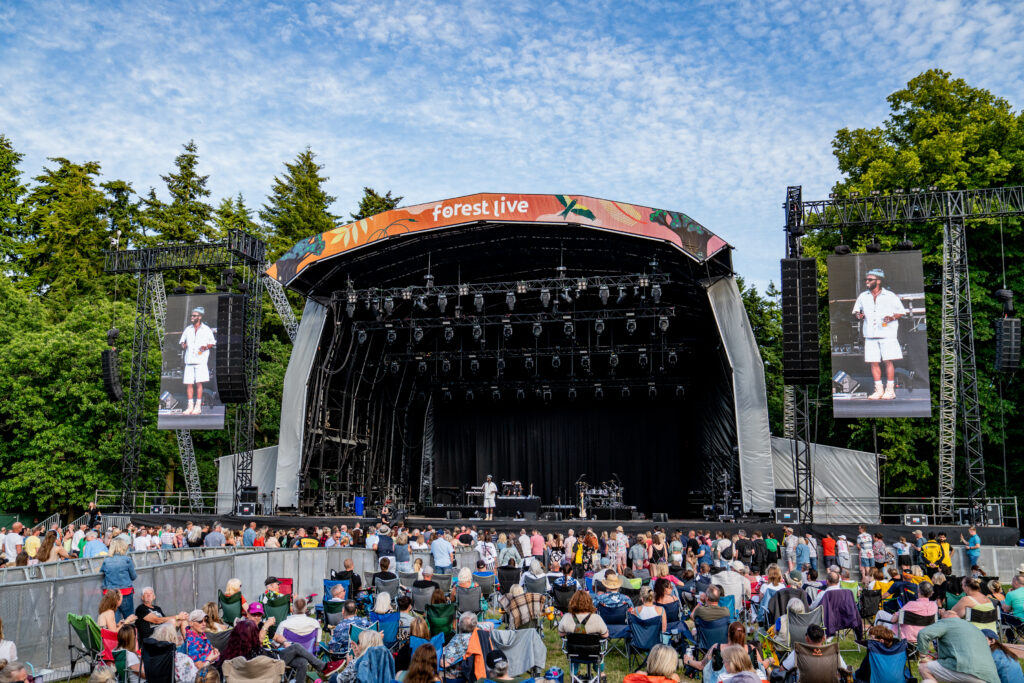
[781,258,819,385]
[101,349,124,401]
[995,318,1021,372]
[216,294,249,402]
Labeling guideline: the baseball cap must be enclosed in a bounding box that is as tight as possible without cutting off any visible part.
[731,561,745,572]
[188,609,206,622]
[264,576,279,585]
[485,650,508,669]
[247,602,264,615]
[981,629,998,640]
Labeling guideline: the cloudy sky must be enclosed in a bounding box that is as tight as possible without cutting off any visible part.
[1,0,1022,290]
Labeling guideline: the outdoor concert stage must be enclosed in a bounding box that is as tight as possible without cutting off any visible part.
[215,192,875,524]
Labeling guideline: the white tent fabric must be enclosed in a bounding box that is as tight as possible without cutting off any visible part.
[706,277,775,512]
[215,446,280,514]
[770,436,880,523]
[274,299,328,508]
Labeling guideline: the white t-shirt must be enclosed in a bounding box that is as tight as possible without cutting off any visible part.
[0,639,17,661]
[3,531,24,560]
[365,533,379,549]
[853,288,906,339]
[279,613,321,643]
[134,535,151,552]
[179,322,216,365]
[482,482,498,504]
[837,539,849,554]
[519,534,531,557]
[857,533,874,556]
[72,529,86,549]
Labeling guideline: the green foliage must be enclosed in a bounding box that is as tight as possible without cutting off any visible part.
[143,140,216,243]
[0,134,29,275]
[349,187,402,222]
[260,148,337,260]
[214,194,265,241]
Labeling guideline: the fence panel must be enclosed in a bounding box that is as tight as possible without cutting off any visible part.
[267,550,301,592]
[295,549,328,600]
[151,562,198,615]
[232,550,269,601]
[0,579,52,667]
[195,556,236,607]
[50,575,103,669]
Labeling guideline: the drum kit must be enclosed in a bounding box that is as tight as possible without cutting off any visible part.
[576,474,624,517]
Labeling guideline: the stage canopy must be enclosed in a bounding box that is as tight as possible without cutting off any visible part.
[266,193,776,517]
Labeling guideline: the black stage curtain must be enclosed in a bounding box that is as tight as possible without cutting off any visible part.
[433,400,710,517]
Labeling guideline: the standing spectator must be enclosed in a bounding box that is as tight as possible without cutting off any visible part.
[856,525,875,573]
[912,529,926,565]
[962,527,982,569]
[375,525,395,570]
[937,533,954,575]
[3,523,24,561]
[82,531,108,559]
[430,531,454,574]
[821,533,836,568]
[530,528,545,564]
[764,531,779,565]
[518,529,532,566]
[22,528,41,559]
[133,528,152,553]
[805,534,818,572]
[203,523,226,548]
[394,531,413,572]
[71,524,87,554]
[100,539,137,621]
[893,536,912,568]
[917,611,1000,683]
[87,502,102,529]
[873,533,889,570]
[783,528,799,572]
[629,533,648,571]
[241,522,256,547]
[474,531,495,572]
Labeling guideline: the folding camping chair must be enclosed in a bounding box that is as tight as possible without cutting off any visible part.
[865,639,913,683]
[67,613,103,681]
[432,573,453,593]
[374,577,401,600]
[562,634,609,683]
[278,578,294,597]
[475,573,497,606]
[966,606,999,632]
[694,615,730,657]
[524,575,549,595]
[455,584,485,616]
[207,628,233,652]
[140,638,176,683]
[426,602,457,639]
[369,611,401,651]
[412,585,435,614]
[597,603,631,660]
[552,585,577,615]
[218,590,244,626]
[626,614,663,671]
[398,571,419,589]
[263,594,291,638]
[497,566,522,595]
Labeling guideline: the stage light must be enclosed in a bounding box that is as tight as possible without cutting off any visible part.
[470,359,480,373]
[599,285,609,305]
[560,289,574,304]
[472,324,483,340]
[928,185,937,191]
[651,283,661,303]
[532,322,543,338]
[581,354,591,372]
[413,326,424,343]
[415,296,428,312]
[506,292,516,311]
[437,293,448,313]
[609,352,619,368]
[465,389,474,401]
[659,316,670,332]
[638,351,649,368]
[444,324,455,342]
[897,239,915,250]
[496,357,506,372]
[616,287,627,304]
[402,288,412,300]
[459,284,469,296]
[551,355,561,369]
[639,275,650,287]
[563,321,575,338]
[357,329,368,345]
[173,285,187,294]
[390,361,400,374]
[834,244,851,255]
[866,241,882,253]
[648,384,657,399]
[625,319,637,335]
[594,319,605,334]
[443,387,452,401]
[193,285,207,293]
[577,278,587,291]
[850,191,860,198]
[503,322,513,338]
[386,329,397,344]
[621,386,631,399]
[594,385,604,399]
[516,281,528,294]
[542,387,552,402]
[474,293,484,312]
[676,385,685,397]
[910,187,922,193]
[668,350,678,365]
[524,355,534,371]
[540,288,551,308]
[870,190,881,196]
[346,303,356,317]
[441,358,451,373]
[567,386,577,400]
[491,387,501,401]
[384,296,395,315]
[417,361,428,374]
[516,388,526,400]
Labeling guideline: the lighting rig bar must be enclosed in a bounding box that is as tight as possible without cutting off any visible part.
[352,307,678,334]
[797,185,1024,229]
[104,229,266,273]
[383,343,691,365]
[331,273,671,307]
[435,378,689,401]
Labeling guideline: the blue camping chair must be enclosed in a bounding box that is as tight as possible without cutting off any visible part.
[865,638,912,683]
[719,594,738,621]
[663,601,685,634]
[369,611,401,651]
[694,615,730,655]
[409,634,445,669]
[323,579,350,602]
[626,614,663,671]
[598,603,631,659]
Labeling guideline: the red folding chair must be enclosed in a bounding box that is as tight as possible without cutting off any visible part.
[278,578,294,596]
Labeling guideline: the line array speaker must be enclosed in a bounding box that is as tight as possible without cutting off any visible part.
[216,294,249,403]
[995,318,1020,372]
[101,349,124,401]
[781,257,819,385]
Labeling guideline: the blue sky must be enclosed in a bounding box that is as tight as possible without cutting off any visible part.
[1,0,1023,292]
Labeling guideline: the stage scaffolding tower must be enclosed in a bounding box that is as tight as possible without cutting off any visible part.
[784,185,1024,520]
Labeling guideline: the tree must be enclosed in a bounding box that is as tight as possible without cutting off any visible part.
[804,70,1024,497]
[20,157,110,307]
[144,141,216,243]
[214,193,264,240]
[350,187,402,221]
[102,180,144,249]
[0,134,29,276]
[260,148,336,260]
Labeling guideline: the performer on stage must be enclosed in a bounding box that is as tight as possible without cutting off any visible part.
[178,306,216,415]
[482,474,498,521]
[852,268,906,400]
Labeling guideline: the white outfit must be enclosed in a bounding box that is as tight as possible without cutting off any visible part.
[0,639,17,661]
[278,613,322,643]
[133,535,151,552]
[853,288,906,362]
[178,322,215,384]
[3,531,24,560]
[482,481,498,508]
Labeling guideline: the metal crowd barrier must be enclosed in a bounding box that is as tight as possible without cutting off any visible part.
[0,545,477,670]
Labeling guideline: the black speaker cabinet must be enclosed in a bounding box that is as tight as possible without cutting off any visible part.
[240,485,259,504]
[781,257,819,385]
[985,504,1003,526]
[995,318,1021,372]
[237,502,255,516]
[216,293,249,402]
[775,489,799,509]
[446,510,462,520]
[652,512,669,523]
[775,508,800,524]
[101,349,124,401]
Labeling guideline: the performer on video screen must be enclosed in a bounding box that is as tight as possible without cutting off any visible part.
[179,306,216,415]
[852,268,906,400]
[482,474,498,521]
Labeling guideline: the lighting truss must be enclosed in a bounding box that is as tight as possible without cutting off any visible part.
[350,306,678,334]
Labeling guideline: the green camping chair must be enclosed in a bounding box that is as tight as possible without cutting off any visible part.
[426,602,457,639]
[68,613,103,681]
[263,594,292,638]
[323,599,347,628]
[113,648,129,683]
[219,590,243,626]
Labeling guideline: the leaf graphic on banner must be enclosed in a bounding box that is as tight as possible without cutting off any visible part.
[556,195,597,220]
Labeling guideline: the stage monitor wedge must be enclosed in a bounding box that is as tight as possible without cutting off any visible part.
[781,257,819,385]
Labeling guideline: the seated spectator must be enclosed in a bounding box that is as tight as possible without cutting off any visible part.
[720,644,761,683]
[135,587,188,642]
[553,562,579,590]
[557,590,609,638]
[333,559,363,595]
[684,621,764,680]
[779,623,848,675]
[692,585,731,623]
[635,586,667,632]
[277,597,322,644]
[1003,575,1024,620]
[372,593,392,615]
[776,598,806,644]
[328,583,346,602]
[403,643,440,683]
[413,569,440,592]
[396,595,415,628]
[152,621,202,683]
[97,589,137,632]
[223,578,247,611]
[0,617,15,662]
[430,588,448,605]
[112,624,142,683]
[505,584,547,630]
[452,566,479,601]
[593,572,631,609]
[441,613,477,680]
[520,559,549,591]
[952,577,997,628]
[202,602,229,633]
[216,619,263,668]
[712,561,752,605]
[183,610,219,666]
[479,649,516,682]
[473,559,495,581]
[326,601,369,656]
[394,617,430,672]
[918,611,999,683]
[982,629,1024,683]
[333,630,392,683]
[654,577,681,613]
[624,643,681,683]
[373,557,397,583]
[810,571,844,609]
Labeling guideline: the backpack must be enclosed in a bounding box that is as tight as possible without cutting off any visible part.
[571,613,592,634]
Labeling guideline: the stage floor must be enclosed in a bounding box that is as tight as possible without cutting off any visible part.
[126,513,1022,547]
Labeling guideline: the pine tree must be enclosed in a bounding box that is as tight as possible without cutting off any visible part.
[144,140,216,243]
[0,134,29,276]
[102,179,144,249]
[260,148,336,260]
[214,193,264,240]
[350,187,403,221]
